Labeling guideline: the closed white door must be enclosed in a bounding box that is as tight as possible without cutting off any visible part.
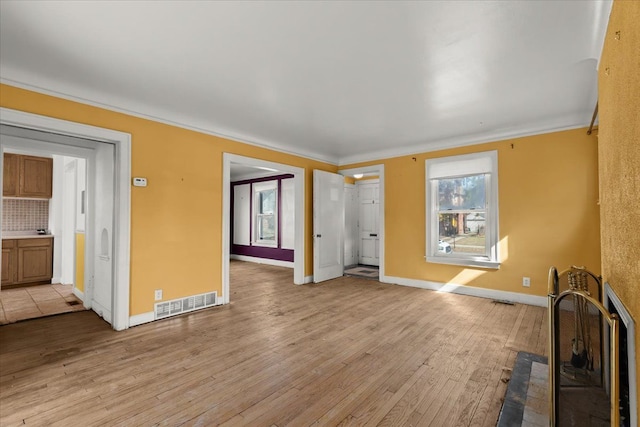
[313,170,344,283]
[358,181,379,266]
[92,143,114,323]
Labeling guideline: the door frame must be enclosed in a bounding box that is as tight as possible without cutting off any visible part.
[222,153,305,304]
[338,165,385,281]
[57,157,79,286]
[0,107,131,331]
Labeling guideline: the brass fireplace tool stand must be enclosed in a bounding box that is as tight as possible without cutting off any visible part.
[548,265,619,426]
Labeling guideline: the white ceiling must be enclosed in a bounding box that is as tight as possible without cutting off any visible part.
[0,1,611,165]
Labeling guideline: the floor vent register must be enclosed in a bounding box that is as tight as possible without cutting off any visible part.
[154,292,218,320]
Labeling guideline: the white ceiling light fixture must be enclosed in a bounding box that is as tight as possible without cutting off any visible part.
[353,173,364,179]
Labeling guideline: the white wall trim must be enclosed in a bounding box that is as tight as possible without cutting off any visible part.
[72,287,84,302]
[91,299,111,323]
[0,107,132,331]
[1,80,596,169]
[230,254,294,269]
[382,275,547,307]
[1,79,337,165]
[337,119,590,166]
[223,153,305,304]
[339,165,385,280]
[303,275,313,284]
[129,311,155,327]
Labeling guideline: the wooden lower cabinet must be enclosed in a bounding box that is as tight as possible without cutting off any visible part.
[2,238,53,287]
[2,239,18,285]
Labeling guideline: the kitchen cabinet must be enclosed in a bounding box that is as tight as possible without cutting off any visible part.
[2,153,18,197]
[2,239,17,285]
[2,153,53,198]
[1,237,53,287]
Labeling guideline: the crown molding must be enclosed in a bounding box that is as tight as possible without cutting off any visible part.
[337,116,591,166]
[0,77,339,166]
[2,78,593,169]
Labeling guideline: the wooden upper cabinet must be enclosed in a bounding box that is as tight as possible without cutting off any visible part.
[3,153,53,198]
[19,155,53,198]
[3,153,18,197]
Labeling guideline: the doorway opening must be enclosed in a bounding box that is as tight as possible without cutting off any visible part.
[222,153,305,305]
[0,108,131,330]
[339,165,385,283]
[0,149,87,324]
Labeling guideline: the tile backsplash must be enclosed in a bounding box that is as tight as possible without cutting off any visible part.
[2,199,49,231]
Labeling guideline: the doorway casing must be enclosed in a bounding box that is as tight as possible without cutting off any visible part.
[0,107,131,331]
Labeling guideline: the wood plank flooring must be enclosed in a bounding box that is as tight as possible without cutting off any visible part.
[0,261,547,426]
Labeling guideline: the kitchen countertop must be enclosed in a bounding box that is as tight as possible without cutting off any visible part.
[2,232,54,240]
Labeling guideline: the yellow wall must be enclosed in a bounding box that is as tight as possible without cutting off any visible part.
[0,84,337,315]
[341,128,601,296]
[355,175,379,182]
[75,232,85,293]
[598,0,640,393]
[344,176,355,185]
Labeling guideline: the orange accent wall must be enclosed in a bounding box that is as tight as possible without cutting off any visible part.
[597,0,640,394]
[0,84,336,315]
[341,128,601,298]
[75,232,84,293]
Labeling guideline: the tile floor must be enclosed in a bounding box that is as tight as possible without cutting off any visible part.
[523,361,549,426]
[498,352,549,426]
[0,284,85,325]
[344,264,379,279]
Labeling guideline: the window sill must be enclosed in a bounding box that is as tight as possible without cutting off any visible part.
[253,242,278,248]
[426,256,500,269]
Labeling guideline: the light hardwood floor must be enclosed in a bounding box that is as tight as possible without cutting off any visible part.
[0,261,547,426]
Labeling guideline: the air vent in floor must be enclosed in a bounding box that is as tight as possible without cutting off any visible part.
[154,291,218,320]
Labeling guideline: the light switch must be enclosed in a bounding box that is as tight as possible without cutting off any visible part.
[133,177,147,187]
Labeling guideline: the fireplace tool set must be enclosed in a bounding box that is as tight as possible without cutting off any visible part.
[564,270,595,380]
[548,265,620,426]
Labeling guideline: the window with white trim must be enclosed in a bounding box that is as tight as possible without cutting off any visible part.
[253,181,278,246]
[426,150,500,268]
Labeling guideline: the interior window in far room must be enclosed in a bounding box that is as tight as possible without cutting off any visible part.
[253,181,278,246]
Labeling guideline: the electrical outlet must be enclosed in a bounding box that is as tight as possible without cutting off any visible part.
[154,289,163,301]
[522,277,531,287]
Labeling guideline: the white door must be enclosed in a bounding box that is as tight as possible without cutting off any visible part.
[358,180,380,266]
[344,184,357,267]
[313,170,344,282]
[91,143,115,323]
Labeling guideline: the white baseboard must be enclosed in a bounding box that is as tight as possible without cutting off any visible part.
[72,287,84,302]
[230,254,294,268]
[303,275,313,284]
[92,300,112,323]
[382,275,547,307]
[129,311,155,327]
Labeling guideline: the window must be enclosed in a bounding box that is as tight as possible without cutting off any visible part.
[253,181,278,246]
[426,151,499,268]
